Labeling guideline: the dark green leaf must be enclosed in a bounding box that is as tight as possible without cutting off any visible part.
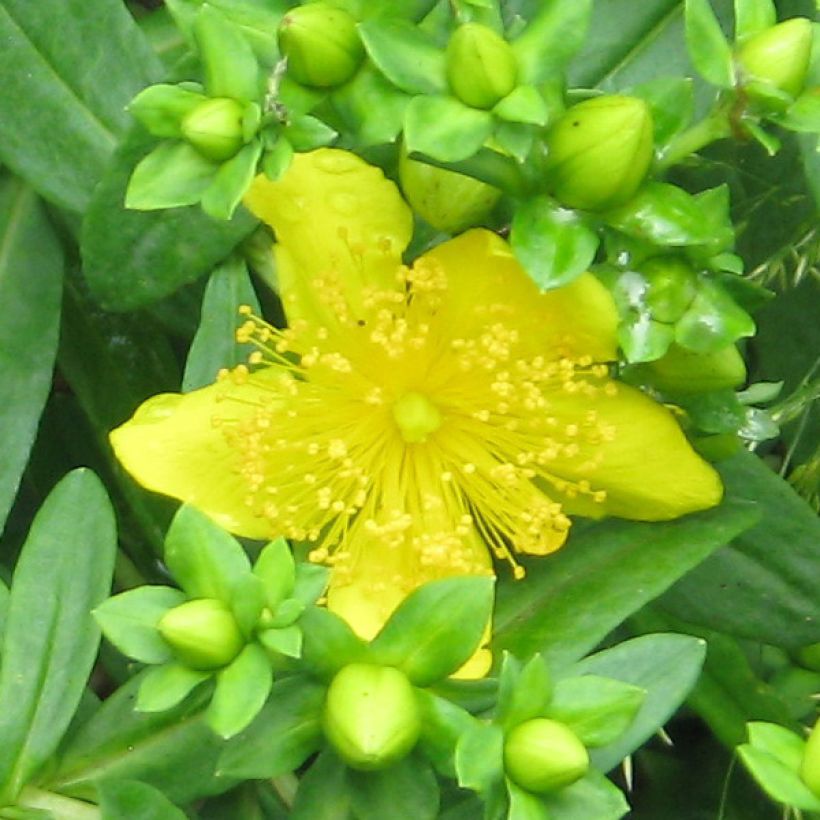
[0,0,160,211]
[207,644,272,738]
[493,500,758,669]
[454,722,504,793]
[182,255,261,391]
[404,96,494,163]
[510,196,599,290]
[358,19,447,95]
[684,0,734,87]
[0,470,116,803]
[163,504,252,603]
[291,750,351,820]
[370,576,494,687]
[630,77,694,146]
[48,672,225,804]
[217,675,324,778]
[97,779,188,820]
[0,175,63,532]
[348,753,439,820]
[81,126,257,312]
[93,586,186,665]
[415,691,476,779]
[573,633,706,772]
[540,770,629,819]
[660,451,820,648]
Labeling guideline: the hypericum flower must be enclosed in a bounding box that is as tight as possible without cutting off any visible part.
[111,149,722,675]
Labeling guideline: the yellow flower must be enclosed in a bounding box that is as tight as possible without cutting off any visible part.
[111,149,722,675]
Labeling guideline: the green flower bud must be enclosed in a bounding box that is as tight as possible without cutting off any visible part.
[399,146,501,233]
[641,257,698,323]
[278,3,363,89]
[802,718,820,797]
[543,95,654,211]
[323,663,421,771]
[181,97,246,162]
[158,598,244,671]
[504,718,589,794]
[446,23,518,110]
[637,343,747,394]
[738,18,813,99]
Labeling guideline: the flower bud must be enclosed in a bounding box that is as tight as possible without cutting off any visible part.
[504,718,589,794]
[641,257,698,324]
[802,718,820,797]
[637,343,747,394]
[543,95,654,211]
[278,3,363,89]
[446,23,518,110]
[181,98,246,162]
[157,598,244,671]
[737,18,813,99]
[399,147,500,233]
[323,663,421,771]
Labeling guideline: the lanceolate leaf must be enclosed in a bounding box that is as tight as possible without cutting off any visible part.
[684,0,734,88]
[97,779,189,820]
[0,0,160,212]
[0,175,63,534]
[0,470,117,803]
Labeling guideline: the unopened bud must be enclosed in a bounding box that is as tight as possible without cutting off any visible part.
[399,147,500,233]
[638,343,747,394]
[278,3,363,88]
[323,663,421,771]
[158,598,244,671]
[181,98,245,162]
[544,95,654,211]
[802,718,820,797]
[738,18,813,99]
[504,718,589,794]
[641,256,698,323]
[446,23,518,110]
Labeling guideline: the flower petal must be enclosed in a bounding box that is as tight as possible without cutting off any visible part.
[110,376,279,540]
[544,379,723,520]
[420,229,618,361]
[243,149,414,326]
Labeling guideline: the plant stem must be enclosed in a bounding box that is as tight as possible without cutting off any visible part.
[656,110,733,170]
[271,773,299,808]
[17,786,100,820]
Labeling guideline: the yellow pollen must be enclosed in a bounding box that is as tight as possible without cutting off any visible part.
[392,391,442,444]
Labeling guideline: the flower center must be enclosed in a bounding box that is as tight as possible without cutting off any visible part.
[392,391,442,444]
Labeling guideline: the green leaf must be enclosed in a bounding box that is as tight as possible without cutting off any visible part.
[415,691,476,779]
[258,625,302,658]
[777,94,820,133]
[262,137,295,180]
[193,5,260,102]
[284,116,338,151]
[0,175,63,532]
[253,538,296,610]
[163,504,252,603]
[660,451,820,650]
[207,643,273,738]
[738,745,820,811]
[676,280,755,352]
[217,675,325,778]
[506,779,549,820]
[126,141,217,211]
[358,19,447,95]
[547,676,645,748]
[572,633,706,773]
[292,563,330,607]
[733,0,776,41]
[685,0,734,87]
[512,0,593,84]
[137,664,210,713]
[299,607,370,681]
[630,77,694,146]
[97,779,188,820]
[370,576,494,687]
[93,586,186,665]
[540,770,630,819]
[493,86,549,126]
[291,750,351,820]
[747,722,806,770]
[201,140,264,221]
[0,470,116,803]
[493,500,758,668]
[182,255,261,391]
[348,753,439,820]
[510,196,600,290]
[497,655,552,732]
[49,673,224,804]
[618,313,675,363]
[0,0,160,212]
[128,84,206,139]
[404,96,494,163]
[454,722,504,793]
[81,126,257,312]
